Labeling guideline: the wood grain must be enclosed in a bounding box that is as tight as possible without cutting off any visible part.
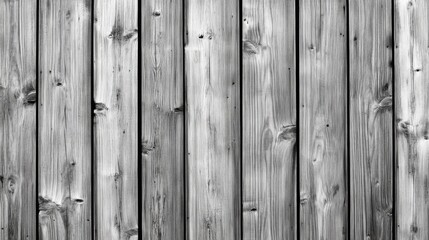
[93,0,138,239]
[185,0,241,238]
[299,0,347,239]
[395,0,429,239]
[38,0,92,239]
[0,0,37,239]
[349,0,393,239]
[141,0,184,239]
[242,0,296,239]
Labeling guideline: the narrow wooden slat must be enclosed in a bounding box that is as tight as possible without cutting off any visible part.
[0,0,36,238]
[185,0,241,238]
[349,0,393,238]
[242,0,296,238]
[94,0,138,239]
[395,0,429,238]
[141,0,184,239]
[299,0,347,239]
[39,0,92,239]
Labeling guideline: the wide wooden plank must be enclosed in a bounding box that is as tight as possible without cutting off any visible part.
[242,0,296,239]
[0,0,37,239]
[395,0,429,239]
[141,0,184,239]
[299,0,347,239]
[38,0,92,239]
[93,0,138,239]
[349,0,393,239]
[185,0,241,238]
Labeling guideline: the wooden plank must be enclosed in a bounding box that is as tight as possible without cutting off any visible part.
[299,0,347,239]
[349,0,393,239]
[141,0,184,239]
[38,0,92,239]
[242,0,296,238]
[93,0,138,239]
[185,0,241,238]
[0,0,37,239]
[395,0,429,238]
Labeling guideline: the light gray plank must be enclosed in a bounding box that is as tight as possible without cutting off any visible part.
[395,0,429,238]
[185,0,241,238]
[299,0,347,239]
[242,0,296,238]
[0,0,37,239]
[93,0,138,239]
[349,0,393,239]
[141,0,184,239]
[38,0,92,239]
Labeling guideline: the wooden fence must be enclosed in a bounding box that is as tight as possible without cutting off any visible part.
[0,0,427,239]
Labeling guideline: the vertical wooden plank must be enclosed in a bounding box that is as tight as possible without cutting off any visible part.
[299,0,347,239]
[395,0,429,239]
[242,0,296,239]
[185,0,241,238]
[39,0,92,239]
[94,0,138,239]
[349,0,393,239]
[142,0,184,239]
[0,0,36,239]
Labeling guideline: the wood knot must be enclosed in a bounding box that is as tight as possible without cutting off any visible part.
[243,40,262,55]
[397,120,411,136]
[142,141,155,155]
[23,90,36,105]
[278,125,296,141]
[374,96,392,113]
[94,103,108,115]
[7,175,18,194]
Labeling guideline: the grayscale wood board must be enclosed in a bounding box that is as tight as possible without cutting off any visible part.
[299,0,347,239]
[93,0,139,239]
[38,0,92,239]
[0,0,37,239]
[141,0,184,239]
[242,0,296,239]
[395,0,429,239]
[0,0,426,239]
[349,0,393,239]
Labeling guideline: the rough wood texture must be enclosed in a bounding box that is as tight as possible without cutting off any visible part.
[185,0,241,238]
[141,0,184,239]
[0,0,36,239]
[349,0,393,239]
[94,0,138,239]
[38,0,92,239]
[395,0,429,239]
[299,0,347,239]
[242,0,296,239]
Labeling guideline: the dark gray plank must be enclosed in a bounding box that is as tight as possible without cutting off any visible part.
[141,0,184,239]
[395,0,429,238]
[299,0,347,239]
[39,0,92,238]
[349,0,393,239]
[242,0,297,238]
[0,0,37,239]
[185,0,241,238]
[93,0,138,239]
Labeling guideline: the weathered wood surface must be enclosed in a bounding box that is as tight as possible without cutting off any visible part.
[185,0,241,238]
[0,0,37,239]
[94,0,138,239]
[349,0,393,239]
[395,0,429,239]
[299,0,347,239]
[242,0,296,238]
[141,0,184,239]
[38,0,92,239]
